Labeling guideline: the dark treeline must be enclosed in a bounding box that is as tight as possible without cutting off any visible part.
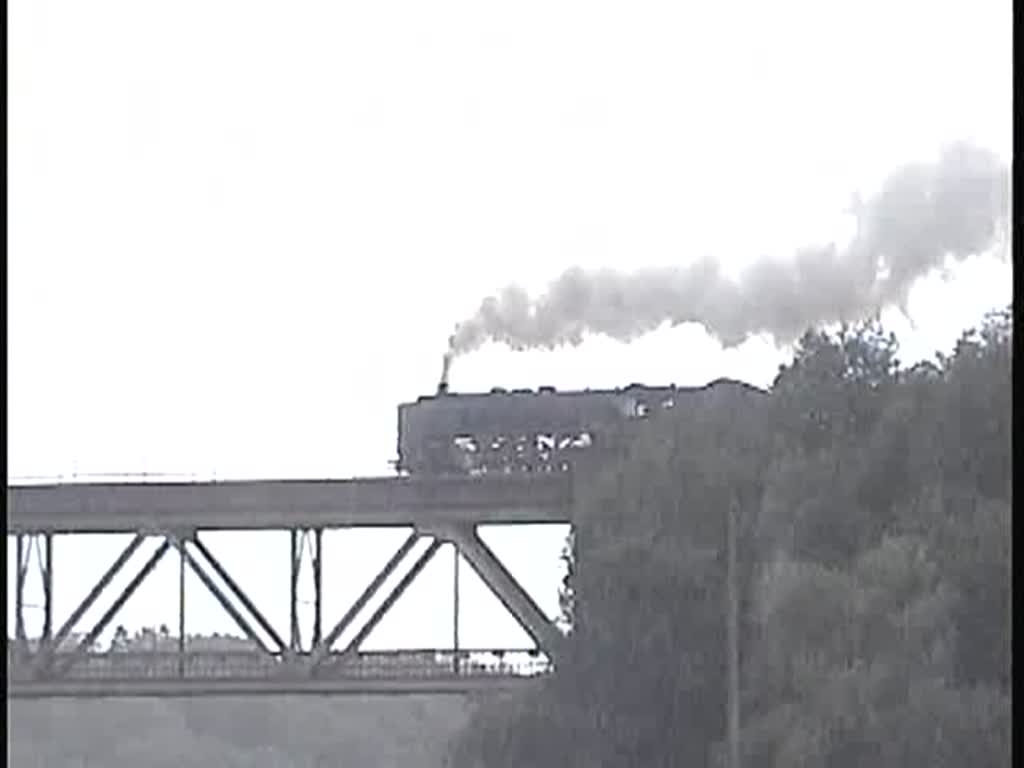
[448,308,1012,767]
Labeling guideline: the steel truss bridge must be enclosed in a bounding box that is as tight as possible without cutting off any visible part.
[6,474,574,699]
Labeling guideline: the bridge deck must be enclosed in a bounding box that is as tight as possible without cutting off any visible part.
[7,677,541,698]
[6,474,574,533]
[7,649,549,698]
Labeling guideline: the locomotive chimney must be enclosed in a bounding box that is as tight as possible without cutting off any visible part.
[437,351,453,395]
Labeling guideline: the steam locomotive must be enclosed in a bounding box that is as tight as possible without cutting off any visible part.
[395,379,762,476]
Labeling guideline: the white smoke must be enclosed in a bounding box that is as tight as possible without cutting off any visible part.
[447,142,1009,359]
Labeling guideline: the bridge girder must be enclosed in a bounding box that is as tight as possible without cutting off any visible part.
[7,479,570,699]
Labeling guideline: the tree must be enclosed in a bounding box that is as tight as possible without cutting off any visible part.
[449,312,1011,767]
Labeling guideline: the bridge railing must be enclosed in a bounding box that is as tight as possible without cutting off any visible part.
[7,648,552,682]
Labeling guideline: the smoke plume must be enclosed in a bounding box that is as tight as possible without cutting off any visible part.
[448,142,1009,358]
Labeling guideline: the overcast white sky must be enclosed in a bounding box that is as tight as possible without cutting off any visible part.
[7,0,1011,652]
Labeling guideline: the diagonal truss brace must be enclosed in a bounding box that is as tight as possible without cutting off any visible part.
[184,534,289,654]
[305,539,445,676]
[33,532,292,679]
[308,531,420,670]
[169,535,288,656]
[337,538,443,658]
[309,524,565,674]
[54,540,172,677]
[442,523,566,664]
[35,533,146,675]
[18,521,567,683]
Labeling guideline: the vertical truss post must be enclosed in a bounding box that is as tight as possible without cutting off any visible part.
[41,533,53,644]
[453,544,461,675]
[178,536,187,678]
[289,528,324,653]
[14,533,55,660]
[290,529,301,652]
[313,528,323,648]
[15,534,28,656]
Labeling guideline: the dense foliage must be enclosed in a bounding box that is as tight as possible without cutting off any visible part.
[448,309,1012,768]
